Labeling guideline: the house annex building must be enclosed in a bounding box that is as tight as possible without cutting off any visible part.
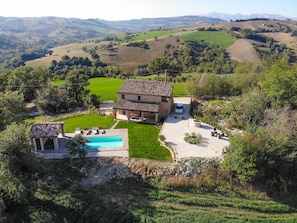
[29,122,65,151]
[113,80,174,123]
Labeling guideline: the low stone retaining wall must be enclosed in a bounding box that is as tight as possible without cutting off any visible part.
[80,157,222,188]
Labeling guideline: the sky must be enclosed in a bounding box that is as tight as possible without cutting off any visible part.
[1,0,296,20]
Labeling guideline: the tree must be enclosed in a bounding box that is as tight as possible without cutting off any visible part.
[147,58,168,74]
[0,91,26,131]
[223,107,297,194]
[34,85,69,114]
[259,107,297,194]
[7,66,51,102]
[0,123,38,211]
[65,134,89,158]
[260,61,297,107]
[226,88,270,129]
[222,133,264,182]
[65,69,90,106]
[84,93,100,110]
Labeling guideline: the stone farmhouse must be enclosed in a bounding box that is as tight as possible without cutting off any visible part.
[113,80,174,123]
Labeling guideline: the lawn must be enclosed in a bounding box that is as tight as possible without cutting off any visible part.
[115,121,172,161]
[54,114,115,133]
[182,31,236,49]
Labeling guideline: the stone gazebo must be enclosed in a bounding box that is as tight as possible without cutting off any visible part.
[29,122,65,151]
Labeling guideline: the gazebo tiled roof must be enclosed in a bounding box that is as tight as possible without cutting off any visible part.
[117,80,173,97]
[29,122,64,138]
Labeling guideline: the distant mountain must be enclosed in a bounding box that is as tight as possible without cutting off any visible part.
[97,16,226,32]
[0,16,121,44]
[203,12,290,21]
[0,15,225,44]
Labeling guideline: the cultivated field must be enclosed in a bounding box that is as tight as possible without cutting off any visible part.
[226,39,259,62]
[26,20,297,73]
[182,31,236,49]
[117,29,180,41]
[26,42,104,67]
[98,35,181,73]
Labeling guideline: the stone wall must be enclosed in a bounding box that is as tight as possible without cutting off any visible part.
[80,157,221,188]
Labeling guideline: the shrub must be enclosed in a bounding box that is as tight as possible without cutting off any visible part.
[159,135,166,142]
[184,132,202,144]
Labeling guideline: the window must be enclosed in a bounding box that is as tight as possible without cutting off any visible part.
[162,96,168,102]
[122,94,125,99]
[138,96,141,101]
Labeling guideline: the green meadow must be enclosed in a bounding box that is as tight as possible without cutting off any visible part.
[182,31,236,49]
[86,77,123,101]
[52,77,188,101]
[118,30,179,41]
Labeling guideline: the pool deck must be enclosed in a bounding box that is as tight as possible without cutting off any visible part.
[35,128,129,159]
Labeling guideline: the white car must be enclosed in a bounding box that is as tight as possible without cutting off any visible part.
[175,103,184,114]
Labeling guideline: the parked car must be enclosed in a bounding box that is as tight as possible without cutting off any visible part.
[175,103,184,114]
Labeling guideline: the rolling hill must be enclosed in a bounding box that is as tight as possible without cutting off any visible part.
[0,15,225,70]
[25,19,297,73]
[1,16,297,72]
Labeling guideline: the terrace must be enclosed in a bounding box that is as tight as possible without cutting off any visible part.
[34,128,129,159]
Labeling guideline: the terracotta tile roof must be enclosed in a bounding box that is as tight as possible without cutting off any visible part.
[29,122,64,138]
[117,80,173,97]
[113,99,159,112]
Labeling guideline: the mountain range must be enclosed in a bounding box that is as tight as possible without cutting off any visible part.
[202,12,292,21]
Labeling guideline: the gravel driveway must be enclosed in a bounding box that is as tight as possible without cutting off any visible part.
[160,97,229,160]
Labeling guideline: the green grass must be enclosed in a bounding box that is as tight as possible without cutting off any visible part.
[115,121,172,161]
[54,114,115,133]
[118,30,179,41]
[86,77,124,102]
[181,31,236,49]
[52,77,123,102]
[21,161,297,223]
[173,83,188,96]
[142,189,297,222]
[52,77,188,100]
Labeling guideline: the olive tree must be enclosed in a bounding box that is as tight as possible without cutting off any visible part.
[65,134,89,158]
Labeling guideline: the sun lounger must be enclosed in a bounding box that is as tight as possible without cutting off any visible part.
[75,127,82,135]
[91,127,99,134]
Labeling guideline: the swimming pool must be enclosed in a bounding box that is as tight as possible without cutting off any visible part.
[86,136,123,149]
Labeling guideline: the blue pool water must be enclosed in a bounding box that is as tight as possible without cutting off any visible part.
[86,136,123,149]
